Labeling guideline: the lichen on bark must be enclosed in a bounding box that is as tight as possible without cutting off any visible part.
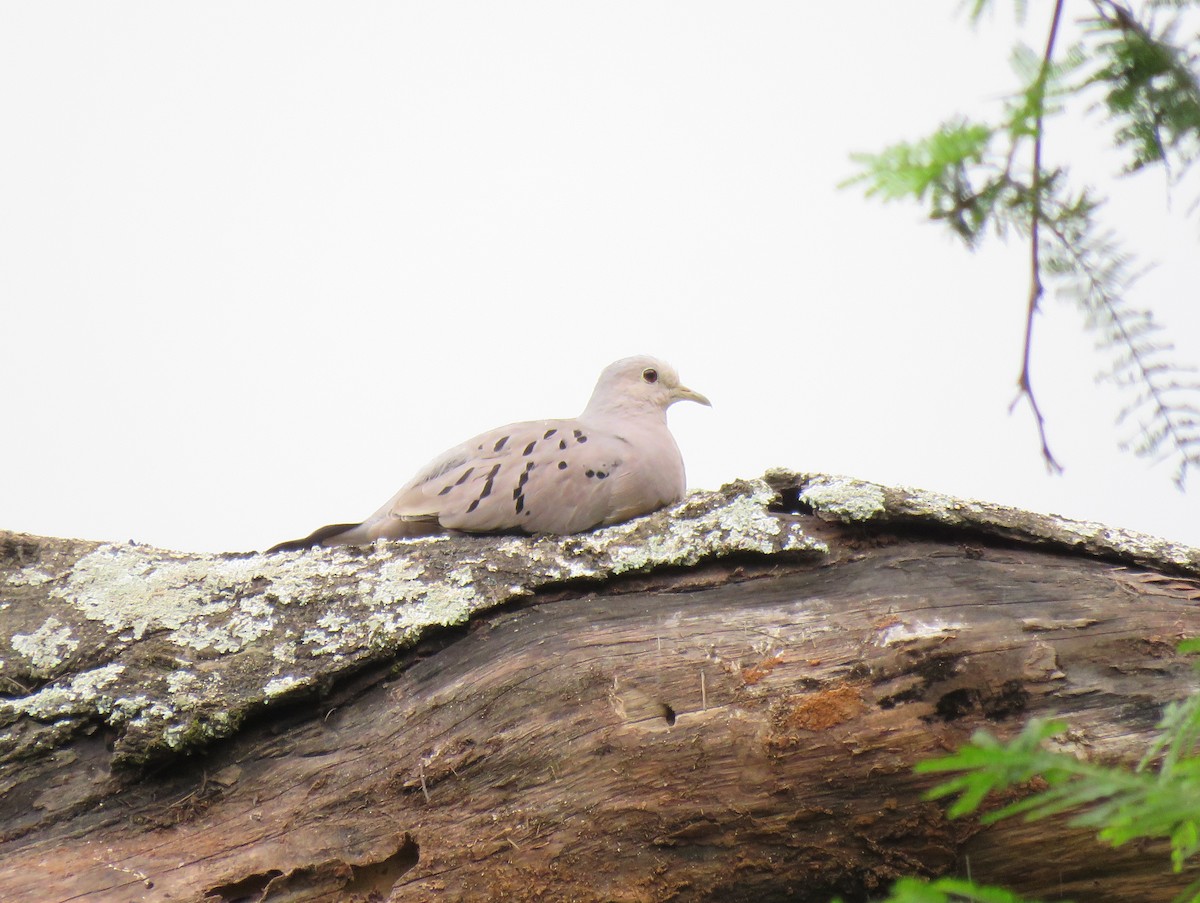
[0,477,822,768]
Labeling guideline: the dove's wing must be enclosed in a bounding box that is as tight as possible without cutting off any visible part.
[358,418,643,537]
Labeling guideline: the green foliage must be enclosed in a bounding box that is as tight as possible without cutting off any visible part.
[830,641,1200,902]
[1087,8,1200,174]
[1005,40,1086,137]
[911,641,1200,901]
[847,0,1200,486]
[845,123,998,244]
[842,875,1048,903]
[848,124,995,202]
[921,714,1200,871]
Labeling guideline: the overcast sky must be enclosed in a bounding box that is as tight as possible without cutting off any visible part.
[3,3,1198,553]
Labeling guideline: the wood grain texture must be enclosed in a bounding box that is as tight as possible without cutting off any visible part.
[2,525,1198,902]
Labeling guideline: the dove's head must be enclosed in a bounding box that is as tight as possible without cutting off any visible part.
[582,355,711,421]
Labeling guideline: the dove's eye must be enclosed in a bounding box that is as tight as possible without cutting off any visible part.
[642,368,658,384]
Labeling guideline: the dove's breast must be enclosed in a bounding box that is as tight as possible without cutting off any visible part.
[593,421,685,528]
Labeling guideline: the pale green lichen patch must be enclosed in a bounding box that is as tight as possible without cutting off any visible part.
[366,557,428,600]
[522,481,826,579]
[264,675,308,699]
[772,470,1200,575]
[287,548,493,659]
[798,475,887,521]
[166,669,201,697]
[592,484,823,572]
[5,663,126,721]
[58,546,262,643]
[302,612,356,655]
[5,567,53,587]
[10,616,78,675]
[157,707,236,751]
[58,547,337,654]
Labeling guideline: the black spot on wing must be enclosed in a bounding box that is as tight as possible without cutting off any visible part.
[573,429,588,444]
[455,467,474,485]
[438,485,453,496]
[493,436,510,452]
[467,499,480,513]
[543,428,557,439]
[558,461,567,470]
[522,441,536,456]
[512,460,536,515]
[559,439,567,450]
[513,461,535,499]
[478,463,502,501]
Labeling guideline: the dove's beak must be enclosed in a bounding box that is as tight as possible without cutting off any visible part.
[671,385,711,407]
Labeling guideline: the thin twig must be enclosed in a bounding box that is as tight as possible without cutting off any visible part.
[1042,217,1199,487]
[1011,0,1067,474]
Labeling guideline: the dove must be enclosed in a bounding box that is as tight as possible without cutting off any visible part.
[268,355,710,551]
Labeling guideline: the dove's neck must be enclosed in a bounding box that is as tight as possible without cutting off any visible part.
[579,397,668,428]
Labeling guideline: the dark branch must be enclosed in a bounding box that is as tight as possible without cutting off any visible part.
[1012,0,1067,475]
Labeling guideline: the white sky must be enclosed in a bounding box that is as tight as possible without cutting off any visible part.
[2,3,1198,553]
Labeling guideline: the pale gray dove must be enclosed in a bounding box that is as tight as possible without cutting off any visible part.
[269,355,709,551]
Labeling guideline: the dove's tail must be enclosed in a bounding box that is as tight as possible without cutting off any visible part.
[266,522,362,553]
[265,516,444,553]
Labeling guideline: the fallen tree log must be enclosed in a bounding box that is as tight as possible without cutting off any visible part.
[1,472,1198,902]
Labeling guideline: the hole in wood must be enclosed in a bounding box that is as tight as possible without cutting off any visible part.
[661,703,676,726]
[343,835,421,898]
[982,679,1029,720]
[768,486,812,515]
[205,868,283,902]
[933,688,978,721]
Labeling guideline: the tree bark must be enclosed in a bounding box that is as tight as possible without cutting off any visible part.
[1,473,1198,902]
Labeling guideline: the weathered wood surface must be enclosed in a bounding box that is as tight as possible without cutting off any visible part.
[1,473,1198,902]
